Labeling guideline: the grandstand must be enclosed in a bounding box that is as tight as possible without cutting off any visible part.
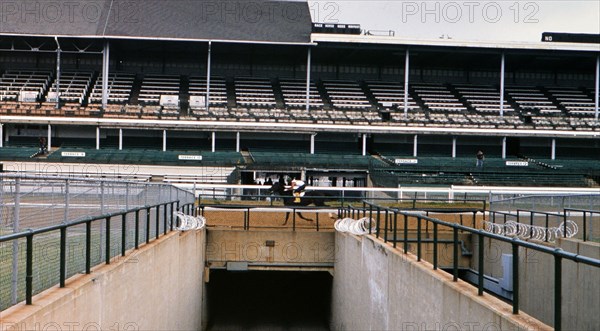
[0,0,598,188]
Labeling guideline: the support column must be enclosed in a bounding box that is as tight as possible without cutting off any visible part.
[362,134,367,156]
[404,49,410,118]
[206,41,212,111]
[47,125,51,152]
[55,39,61,110]
[595,55,599,120]
[452,137,457,158]
[310,134,315,154]
[236,132,240,153]
[0,124,3,148]
[102,41,110,110]
[211,132,216,152]
[413,134,418,157]
[500,52,506,118]
[162,130,167,152]
[119,129,123,150]
[551,138,556,160]
[96,127,100,150]
[306,47,312,112]
[502,137,507,159]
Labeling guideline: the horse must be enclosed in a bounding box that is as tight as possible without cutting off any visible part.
[268,182,330,225]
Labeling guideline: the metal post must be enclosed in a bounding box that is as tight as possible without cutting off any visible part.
[119,128,123,150]
[47,124,51,153]
[306,47,312,112]
[551,138,556,160]
[502,136,507,159]
[512,241,519,314]
[25,234,33,305]
[11,177,21,304]
[310,134,315,154]
[452,137,457,158]
[100,181,105,214]
[105,216,111,264]
[55,38,61,109]
[60,227,66,287]
[413,134,418,157]
[478,232,485,296]
[64,179,69,222]
[236,132,240,153]
[362,134,367,156]
[500,52,506,118]
[595,55,599,121]
[206,41,212,111]
[162,130,167,152]
[211,132,216,152]
[85,221,91,274]
[102,40,110,110]
[554,254,562,331]
[96,127,100,150]
[0,124,3,148]
[404,49,410,118]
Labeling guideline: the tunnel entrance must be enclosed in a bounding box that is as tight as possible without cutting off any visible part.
[206,270,332,330]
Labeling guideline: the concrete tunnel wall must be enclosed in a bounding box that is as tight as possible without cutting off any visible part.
[0,229,207,331]
[330,232,550,331]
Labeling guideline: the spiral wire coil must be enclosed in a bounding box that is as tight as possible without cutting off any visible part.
[483,220,578,243]
[334,217,376,235]
[174,212,206,231]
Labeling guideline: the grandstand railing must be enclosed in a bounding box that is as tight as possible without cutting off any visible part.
[340,201,600,331]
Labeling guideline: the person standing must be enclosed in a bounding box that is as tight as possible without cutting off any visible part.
[476,150,485,168]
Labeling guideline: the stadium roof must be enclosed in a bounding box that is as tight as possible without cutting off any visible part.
[312,34,600,53]
[0,0,313,45]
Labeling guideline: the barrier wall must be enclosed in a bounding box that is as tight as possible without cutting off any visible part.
[331,232,550,331]
[0,230,206,331]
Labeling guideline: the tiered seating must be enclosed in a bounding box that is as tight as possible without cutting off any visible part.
[322,80,371,109]
[138,74,180,104]
[0,70,52,102]
[366,81,418,110]
[234,77,276,107]
[412,84,466,113]
[46,72,93,104]
[279,79,324,108]
[506,86,560,115]
[188,76,228,110]
[88,73,135,104]
[455,85,514,114]
[547,87,596,116]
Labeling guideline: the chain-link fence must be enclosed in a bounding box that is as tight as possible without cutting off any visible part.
[0,175,195,311]
[489,194,600,242]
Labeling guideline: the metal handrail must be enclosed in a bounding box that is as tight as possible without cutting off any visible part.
[0,200,195,307]
[340,201,600,331]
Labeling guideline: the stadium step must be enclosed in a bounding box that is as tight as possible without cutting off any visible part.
[315,80,333,110]
[226,78,237,109]
[358,80,379,110]
[271,78,286,109]
[241,150,254,164]
[180,75,190,114]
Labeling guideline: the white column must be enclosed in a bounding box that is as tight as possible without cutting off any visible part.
[499,52,506,118]
[0,124,3,148]
[413,134,418,157]
[55,44,61,109]
[206,41,212,111]
[96,127,100,150]
[502,137,507,159]
[362,134,367,156]
[452,137,457,158]
[47,125,51,152]
[236,132,240,152]
[404,49,410,118]
[102,41,110,110]
[310,134,315,154]
[162,130,167,152]
[211,132,216,152]
[551,138,556,160]
[306,47,312,112]
[595,55,599,120]
[119,129,123,150]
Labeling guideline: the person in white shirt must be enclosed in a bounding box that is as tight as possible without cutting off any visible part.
[290,178,306,203]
